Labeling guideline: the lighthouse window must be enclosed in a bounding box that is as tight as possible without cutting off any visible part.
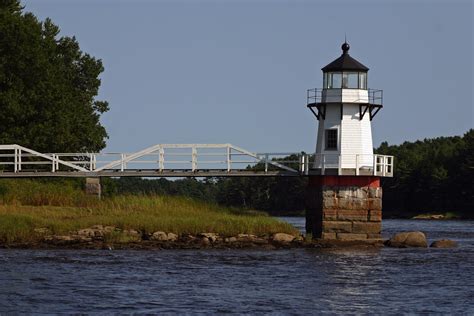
[330,73,342,89]
[343,72,359,89]
[359,72,367,89]
[325,129,338,150]
[325,72,367,89]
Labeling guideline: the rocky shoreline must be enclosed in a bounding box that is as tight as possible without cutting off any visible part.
[0,225,457,250]
[0,225,385,250]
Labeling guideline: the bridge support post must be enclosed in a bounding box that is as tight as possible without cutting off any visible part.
[85,177,101,198]
[305,176,382,241]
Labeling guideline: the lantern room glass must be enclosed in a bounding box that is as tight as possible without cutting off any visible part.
[324,72,367,89]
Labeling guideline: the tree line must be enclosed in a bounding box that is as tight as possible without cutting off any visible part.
[376,129,473,218]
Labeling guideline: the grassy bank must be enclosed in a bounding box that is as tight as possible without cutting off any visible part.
[0,179,298,244]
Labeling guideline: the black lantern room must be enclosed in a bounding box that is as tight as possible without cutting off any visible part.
[307,42,383,122]
[322,42,369,90]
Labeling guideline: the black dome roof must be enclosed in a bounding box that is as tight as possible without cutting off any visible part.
[321,42,369,72]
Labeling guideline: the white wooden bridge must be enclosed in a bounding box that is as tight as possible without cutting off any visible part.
[0,144,393,178]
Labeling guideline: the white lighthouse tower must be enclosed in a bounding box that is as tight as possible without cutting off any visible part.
[305,42,393,241]
[307,41,384,175]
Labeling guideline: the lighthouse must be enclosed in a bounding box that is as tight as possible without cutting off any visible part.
[305,42,394,242]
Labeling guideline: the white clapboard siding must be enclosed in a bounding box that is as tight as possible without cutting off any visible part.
[340,104,373,168]
[314,104,341,168]
[322,89,369,104]
[314,89,374,170]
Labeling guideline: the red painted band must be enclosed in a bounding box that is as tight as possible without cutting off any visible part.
[308,175,380,188]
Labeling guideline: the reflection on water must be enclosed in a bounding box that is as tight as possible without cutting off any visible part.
[0,219,473,314]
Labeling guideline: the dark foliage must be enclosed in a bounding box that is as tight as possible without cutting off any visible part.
[376,129,473,218]
[0,1,109,152]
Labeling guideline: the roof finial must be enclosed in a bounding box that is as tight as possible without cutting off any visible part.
[341,35,350,54]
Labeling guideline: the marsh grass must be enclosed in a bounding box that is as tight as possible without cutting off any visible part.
[0,180,298,243]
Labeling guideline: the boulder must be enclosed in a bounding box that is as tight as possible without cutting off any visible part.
[167,233,178,242]
[236,234,258,241]
[151,231,169,241]
[430,239,458,248]
[272,233,295,243]
[386,231,428,248]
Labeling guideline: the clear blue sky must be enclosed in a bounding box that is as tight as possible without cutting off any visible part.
[24,0,473,153]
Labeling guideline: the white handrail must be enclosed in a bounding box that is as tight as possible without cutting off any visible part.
[0,144,394,177]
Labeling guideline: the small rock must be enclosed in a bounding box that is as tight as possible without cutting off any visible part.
[430,239,458,248]
[236,234,258,241]
[272,233,296,243]
[200,237,211,245]
[167,233,178,242]
[151,231,168,241]
[225,237,238,243]
[199,233,218,242]
[386,231,428,248]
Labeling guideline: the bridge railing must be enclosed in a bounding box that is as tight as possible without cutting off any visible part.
[79,144,303,174]
[310,153,394,176]
[0,144,305,175]
[0,144,393,177]
[0,145,90,173]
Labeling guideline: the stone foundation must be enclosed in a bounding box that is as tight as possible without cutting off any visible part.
[85,177,101,197]
[305,176,382,241]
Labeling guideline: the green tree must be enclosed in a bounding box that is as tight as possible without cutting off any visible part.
[376,130,473,217]
[0,0,109,153]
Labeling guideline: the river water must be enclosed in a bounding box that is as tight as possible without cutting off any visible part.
[0,219,473,314]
